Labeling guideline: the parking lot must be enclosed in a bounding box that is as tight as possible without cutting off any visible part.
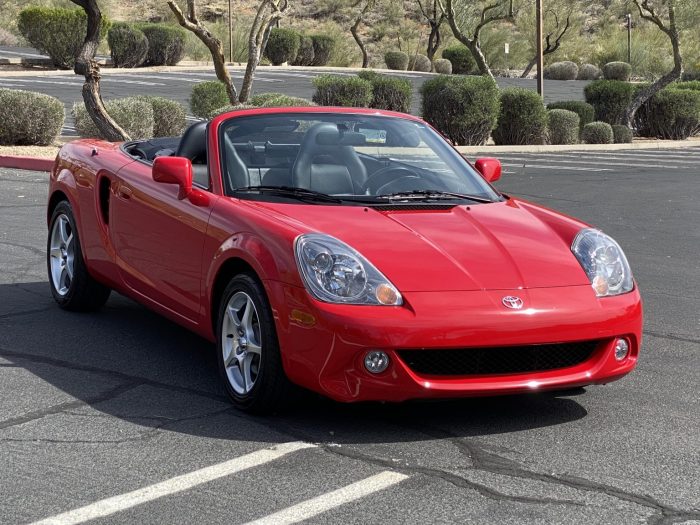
[1,148,698,524]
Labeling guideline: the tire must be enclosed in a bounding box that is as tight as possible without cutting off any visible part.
[47,200,111,311]
[216,273,295,413]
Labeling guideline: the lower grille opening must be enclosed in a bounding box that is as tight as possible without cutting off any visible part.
[398,341,600,377]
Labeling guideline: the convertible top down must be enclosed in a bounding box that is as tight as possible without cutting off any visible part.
[47,106,642,412]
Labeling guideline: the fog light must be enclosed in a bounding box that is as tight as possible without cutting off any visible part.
[364,350,389,374]
[614,338,629,361]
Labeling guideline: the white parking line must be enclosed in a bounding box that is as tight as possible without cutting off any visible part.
[30,442,315,525]
[243,471,409,525]
[0,78,83,87]
[496,156,679,169]
[108,74,205,83]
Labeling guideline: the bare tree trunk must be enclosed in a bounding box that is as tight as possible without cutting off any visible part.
[70,0,130,141]
[350,0,374,69]
[426,21,442,62]
[168,0,238,104]
[521,57,537,78]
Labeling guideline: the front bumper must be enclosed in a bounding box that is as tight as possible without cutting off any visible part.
[266,281,643,403]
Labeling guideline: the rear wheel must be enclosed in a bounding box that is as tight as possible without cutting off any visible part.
[216,274,295,413]
[47,201,111,311]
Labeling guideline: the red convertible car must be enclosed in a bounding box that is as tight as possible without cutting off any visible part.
[47,107,642,412]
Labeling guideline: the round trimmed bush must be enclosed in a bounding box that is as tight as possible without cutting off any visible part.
[636,88,700,140]
[408,53,431,72]
[18,7,110,69]
[260,95,315,107]
[492,88,547,145]
[543,61,579,81]
[209,104,257,118]
[138,24,186,66]
[577,63,602,81]
[603,61,632,81]
[547,109,579,145]
[249,92,285,106]
[584,80,636,124]
[0,89,64,145]
[433,58,452,75]
[612,124,633,144]
[292,35,314,66]
[547,101,595,132]
[385,51,409,71]
[108,23,148,68]
[442,45,475,75]
[264,28,300,66]
[420,75,500,146]
[191,81,230,119]
[309,34,336,66]
[312,75,373,107]
[672,81,700,92]
[581,121,614,144]
[73,97,154,140]
[681,70,700,82]
[134,96,186,137]
[359,71,412,113]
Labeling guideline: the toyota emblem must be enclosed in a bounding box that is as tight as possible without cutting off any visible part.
[502,296,524,309]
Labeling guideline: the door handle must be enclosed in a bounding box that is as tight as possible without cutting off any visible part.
[117,185,133,200]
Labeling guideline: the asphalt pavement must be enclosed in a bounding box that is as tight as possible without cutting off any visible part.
[1,148,699,524]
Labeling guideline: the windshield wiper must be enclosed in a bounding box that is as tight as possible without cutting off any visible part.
[232,185,343,204]
[380,190,495,204]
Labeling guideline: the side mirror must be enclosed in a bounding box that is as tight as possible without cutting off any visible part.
[474,157,502,183]
[153,156,193,199]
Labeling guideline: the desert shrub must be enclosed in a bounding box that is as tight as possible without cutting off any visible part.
[577,63,602,81]
[309,34,336,66]
[190,81,229,118]
[384,51,409,71]
[133,96,186,137]
[584,80,636,124]
[18,7,110,69]
[420,75,499,146]
[547,101,595,132]
[681,70,700,82]
[73,98,154,140]
[603,61,632,81]
[492,88,547,145]
[0,28,19,47]
[138,24,186,66]
[543,61,579,81]
[673,81,700,92]
[441,45,475,75]
[249,92,285,106]
[581,121,614,144]
[209,104,257,118]
[292,35,314,66]
[433,58,452,75]
[408,53,431,72]
[0,89,64,146]
[108,23,148,68]
[636,89,700,140]
[547,109,580,145]
[260,95,315,107]
[612,124,633,144]
[311,75,372,107]
[358,72,412,113]
[264,28,300,66]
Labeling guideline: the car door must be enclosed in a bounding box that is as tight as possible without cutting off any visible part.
[110,160,215,322]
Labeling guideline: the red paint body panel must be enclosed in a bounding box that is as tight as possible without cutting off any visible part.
[48,108,643,403]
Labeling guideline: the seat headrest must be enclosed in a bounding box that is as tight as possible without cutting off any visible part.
[176,121,208,161]
[316,130,366,146]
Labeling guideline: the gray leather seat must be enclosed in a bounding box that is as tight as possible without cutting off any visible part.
[176,121,209,188]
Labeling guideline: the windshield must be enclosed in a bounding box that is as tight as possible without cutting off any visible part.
[219,113,500,204]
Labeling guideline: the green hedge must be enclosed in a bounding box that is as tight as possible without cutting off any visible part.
[191,81,230,119]
[108,23,148,68]
[441,45,475,75]
[612,124,633,144]
[420,75,499,146]
[672,81,700,92]
[138,24,186,66]
[0,89,64,145]
[581,121,614,144]
[265,28,300,66]
[384,51,409,71]
[310,34,335,66]
[584,80,636,125]
[18,7,110,69]
[358,71,412,113]
[249,92,285,106]
[636,88,700,140]
[492,88,547,145]
[547,101,595,131]
[543,61,578,81]
[603,61,632,81]
[260,95,315,108]
[547,109,579,145]
[311,75,373,107]
[292,35,314,66]
[73,98,154,140]
[134,96,186,137]
[209,104,257,118]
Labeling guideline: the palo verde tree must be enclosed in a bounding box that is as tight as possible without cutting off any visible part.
[350,0,376,68]
[518,0,574,78]
[70,0,130,141]
[417,0,446,62]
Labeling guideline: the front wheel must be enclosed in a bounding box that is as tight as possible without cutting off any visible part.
[216,274,295,413]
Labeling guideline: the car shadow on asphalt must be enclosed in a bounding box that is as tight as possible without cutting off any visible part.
[0,281,588,445]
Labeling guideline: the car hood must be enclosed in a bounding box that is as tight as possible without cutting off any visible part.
[246,198,591,292]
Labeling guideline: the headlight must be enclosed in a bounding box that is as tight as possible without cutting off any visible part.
[571,228,634,297]
[295,233,402,305]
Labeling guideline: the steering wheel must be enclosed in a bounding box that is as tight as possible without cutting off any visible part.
[361,167,420,195]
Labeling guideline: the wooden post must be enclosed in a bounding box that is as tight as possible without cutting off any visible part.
[536,0,544,98]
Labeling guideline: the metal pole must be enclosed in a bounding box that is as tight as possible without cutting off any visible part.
[627,13,632,64]
[536,0,544,98]
[228,0,233,63]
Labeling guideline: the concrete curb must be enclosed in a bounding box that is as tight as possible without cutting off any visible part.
[0,155,54,172]
[456,140,700,154]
